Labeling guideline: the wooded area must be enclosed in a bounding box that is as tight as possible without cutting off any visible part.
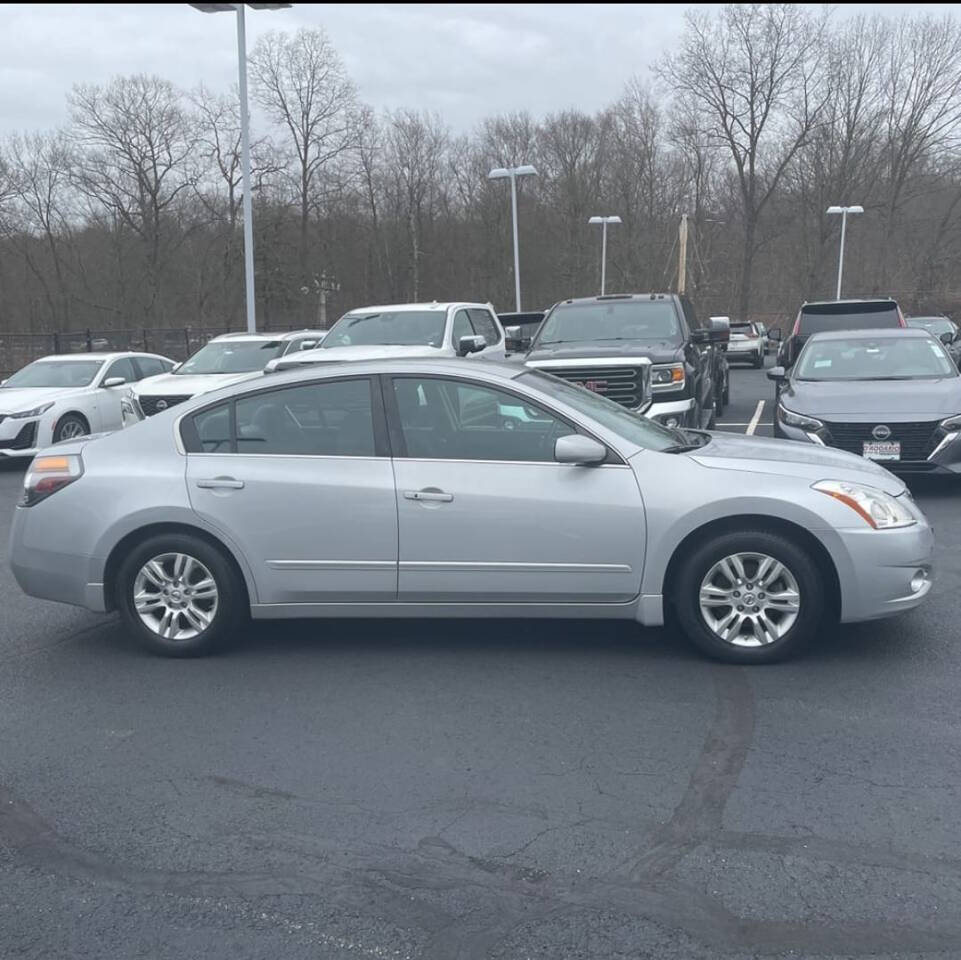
[2,4,961,340]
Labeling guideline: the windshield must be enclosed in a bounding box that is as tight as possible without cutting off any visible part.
[536,301,682,346]
[798,303,900,335]
[323,311,446,348]
[3,359,103,388]
[177,340,285,375]
[906,317,955,338]
[518,369,680,452]
[795,335,956,381]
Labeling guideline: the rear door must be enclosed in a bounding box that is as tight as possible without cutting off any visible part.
[183,376,398,604]
[386,373,645,603]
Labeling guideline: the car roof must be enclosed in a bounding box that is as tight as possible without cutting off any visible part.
[554,293,676,306]
[801,298,897,308]
[33,351,166,362]
[906,315,953,322]
[804,327,932,342]
[184,357,526,403]
[340,302,491,314]
[211,330,325,342]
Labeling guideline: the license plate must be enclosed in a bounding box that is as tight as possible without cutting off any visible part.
[863,441,900,461]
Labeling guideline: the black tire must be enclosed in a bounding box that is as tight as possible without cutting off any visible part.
[53,413,89,443]
[752,353,764,369]
[115,532,246,657]
[705,400,717,429]
[671,529,825,664]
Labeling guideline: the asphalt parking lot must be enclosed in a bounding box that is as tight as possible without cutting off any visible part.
[2,362,960,959]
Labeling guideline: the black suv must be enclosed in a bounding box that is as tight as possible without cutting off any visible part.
[522,293,726,429]
[776,298,905,370]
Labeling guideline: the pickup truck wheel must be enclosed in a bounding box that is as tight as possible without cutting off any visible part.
[752,353,764,369]
[673,530,823,663]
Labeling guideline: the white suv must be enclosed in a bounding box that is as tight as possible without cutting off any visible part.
[133,330,326,416]
[265,303,507,373]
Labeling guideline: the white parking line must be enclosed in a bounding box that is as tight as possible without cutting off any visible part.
[746,401,765,435]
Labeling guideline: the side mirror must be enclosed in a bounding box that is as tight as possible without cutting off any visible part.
[766,366,787,382]
[457,334,486,357]
[690,328,710,344]
[554,434,607,465]
[102,376,126,388]
[767,327,783,342]
[939,331,954,346]
[709,317,730,344]
[171,362,183,372]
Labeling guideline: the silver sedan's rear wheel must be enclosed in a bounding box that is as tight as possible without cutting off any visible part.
[673,530,825,663]
[698,552,801,647]
[116,533,245,657]
[133,552,219,641]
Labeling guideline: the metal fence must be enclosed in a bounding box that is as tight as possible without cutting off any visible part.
[0,324,309,378]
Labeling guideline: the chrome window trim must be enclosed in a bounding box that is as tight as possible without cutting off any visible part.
[394,456,630,468]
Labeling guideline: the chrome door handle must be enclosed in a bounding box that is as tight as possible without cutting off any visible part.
[404,489,453,502]
[196,477,245,490]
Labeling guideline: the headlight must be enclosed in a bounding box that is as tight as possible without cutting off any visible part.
[939,414,961,431]
[9,402,55,419]
[778,404,823,431]
[651,363,685,390]
[813,480,916,530]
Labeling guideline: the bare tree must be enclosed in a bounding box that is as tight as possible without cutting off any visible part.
[658,3,829,318]
[250,27,359,322]
[68,74,199,324]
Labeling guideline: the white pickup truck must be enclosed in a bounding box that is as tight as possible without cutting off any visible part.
[265,302,507,373]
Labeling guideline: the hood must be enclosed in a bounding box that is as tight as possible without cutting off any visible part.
[782,377,961,419]
[0,386,81,413]
[690,431,905,495]
[133,370,260,397]
[526,340,683,363]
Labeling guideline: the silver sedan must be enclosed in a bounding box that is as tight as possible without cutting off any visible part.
[9,358,934,663]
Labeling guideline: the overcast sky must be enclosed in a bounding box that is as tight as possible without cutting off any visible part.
[1,3,957,137]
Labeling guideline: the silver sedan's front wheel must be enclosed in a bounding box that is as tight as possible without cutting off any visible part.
[133,552,219,640]
[699,552,800,647]
[673,530,824,663]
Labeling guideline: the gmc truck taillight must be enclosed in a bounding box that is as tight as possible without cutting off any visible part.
[20,454,84,507]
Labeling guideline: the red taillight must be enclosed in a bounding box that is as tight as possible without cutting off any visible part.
[898,308,906,327]
[21,454,83,506]
[791,313,801,336]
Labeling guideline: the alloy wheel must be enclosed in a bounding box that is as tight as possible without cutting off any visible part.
[133,552,219,640]
[57,419,86,440]
[699,551,800,647]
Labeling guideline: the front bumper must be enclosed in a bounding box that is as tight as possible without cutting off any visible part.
[647,396,695,426]
[777,419,961,475]
[834,520,934,622]
[0,419,40,459]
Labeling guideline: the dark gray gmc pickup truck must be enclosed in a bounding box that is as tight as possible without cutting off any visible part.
[520,293,727,429]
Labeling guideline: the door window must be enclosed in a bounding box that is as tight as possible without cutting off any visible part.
[468,309,499,345]
[450,310,475,348]
[103,357,139,384]
[184,379,376,457]
[391,376,575,462]
[135,356,167,378]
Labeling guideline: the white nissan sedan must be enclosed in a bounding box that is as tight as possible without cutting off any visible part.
[0,352,175,459]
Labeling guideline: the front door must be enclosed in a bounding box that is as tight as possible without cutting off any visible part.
[386,374,645,603]
[184,376,397,603]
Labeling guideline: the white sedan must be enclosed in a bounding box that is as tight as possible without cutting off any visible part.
[0,352,175,459]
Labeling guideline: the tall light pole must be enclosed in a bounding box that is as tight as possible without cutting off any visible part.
[190,3,291,332]
[826,205,864,300]
[588,216,622,295]
[488,164,538,311]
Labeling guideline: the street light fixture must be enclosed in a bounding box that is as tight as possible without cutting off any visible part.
[190,3,291,333]
[826,205,864,300]
[488,164,538,312]
[588,216,622,295]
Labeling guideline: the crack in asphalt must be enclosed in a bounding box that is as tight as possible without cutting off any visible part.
[2,663,960,955]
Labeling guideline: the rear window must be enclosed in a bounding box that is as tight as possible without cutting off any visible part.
[798,302,901,335]
[731,323,758,335]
